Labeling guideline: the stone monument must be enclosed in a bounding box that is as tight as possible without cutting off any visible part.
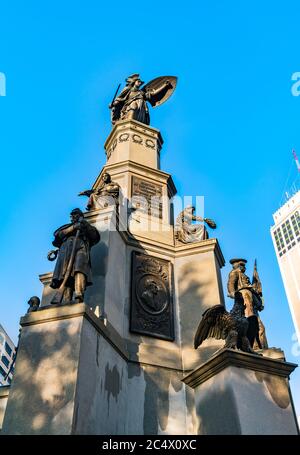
[1,74,298,435]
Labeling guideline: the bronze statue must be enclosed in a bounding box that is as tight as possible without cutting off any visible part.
[109,74,177,125]
[48,208,100,304]
[252,260,268,349]
[194,259,267,353]
[27,296,40,313]
[227,258,265,348]
[254,316,268,350]
[78,172,120,211]
[194,302,256,354]
[175,205,216,243]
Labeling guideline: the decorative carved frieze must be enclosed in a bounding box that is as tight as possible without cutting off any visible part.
[119,133,130,142]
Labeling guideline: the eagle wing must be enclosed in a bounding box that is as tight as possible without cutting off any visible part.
[194,304,228,349]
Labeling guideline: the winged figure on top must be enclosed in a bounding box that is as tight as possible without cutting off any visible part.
[109,73,177,125]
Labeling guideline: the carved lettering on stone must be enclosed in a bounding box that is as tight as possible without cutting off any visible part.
[131,176,163,219]
[130,252,174,340]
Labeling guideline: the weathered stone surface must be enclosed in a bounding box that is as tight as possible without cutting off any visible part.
[174,239,226,370]
[2,304,193,435]
[183,349,299,435]
[2,310,83,435]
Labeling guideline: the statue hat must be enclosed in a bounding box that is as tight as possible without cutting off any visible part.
[126,73,144,85]
[70,207,83,216]
[229,258,247,265]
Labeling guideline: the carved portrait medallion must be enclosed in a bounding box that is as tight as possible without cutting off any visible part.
[130,252,174,340]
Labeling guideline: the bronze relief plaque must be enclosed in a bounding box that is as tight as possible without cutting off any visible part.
[130,251,174,340]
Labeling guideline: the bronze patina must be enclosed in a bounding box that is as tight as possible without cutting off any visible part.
[48,208,100,304]
[109,74,177,125]
[194,259,267,353]
[79,172,120,211]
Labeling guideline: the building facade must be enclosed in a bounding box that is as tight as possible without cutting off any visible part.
[0,325,16,386]
[271,190,300,344]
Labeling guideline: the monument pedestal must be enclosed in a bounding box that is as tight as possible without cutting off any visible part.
[2,303,192,435]
[182,348,299,435]
[104,119,163,169]
[3,117,298,436]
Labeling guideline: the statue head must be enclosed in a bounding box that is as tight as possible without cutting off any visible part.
[126,73,144,90]
[230,258,247,272]
[102,172,111,184]
[185,205,195,213]
[181,205,195,220]
[27,296,40,312]
[70,208,83,223]
[133,79,143,89]
[145,278,159,295]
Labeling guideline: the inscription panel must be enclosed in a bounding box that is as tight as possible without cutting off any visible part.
[130,252,174,341]
[131,176,163,219]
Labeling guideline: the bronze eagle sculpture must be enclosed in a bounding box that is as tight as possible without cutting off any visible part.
[194,302,260,354]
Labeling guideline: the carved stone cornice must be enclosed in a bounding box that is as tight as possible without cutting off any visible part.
[92,160,177,197]
[182,348,298,389]
[104,119,163,158]
[174,238,225,265]
[20,303,183,372]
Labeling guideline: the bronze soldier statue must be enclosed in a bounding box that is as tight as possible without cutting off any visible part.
[48,208,100,304]
[227,258,264,348]
[78,172,120,211]
[194,258,267,353]
[109,73,177,125]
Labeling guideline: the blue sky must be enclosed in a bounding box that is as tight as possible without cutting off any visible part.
[1,1,300,418]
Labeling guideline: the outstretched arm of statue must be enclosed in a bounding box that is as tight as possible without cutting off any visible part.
[204,218,217,229]
[78,189,94,197]
[149,80,173,96]
[193,215,204,222]
[146,80,173,102]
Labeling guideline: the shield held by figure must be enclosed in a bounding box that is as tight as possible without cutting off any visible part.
[143,76,178,107]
